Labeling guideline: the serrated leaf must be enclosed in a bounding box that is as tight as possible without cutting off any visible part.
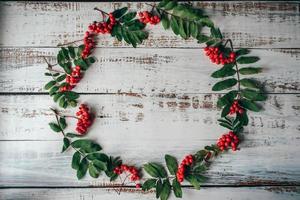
[112,7,128,19]
[210,27,222,39]
[197,34,210,43]
[239,67,262,75]
[190,22,198,38]
[62,137,70,152]
[235,48,250,57]
[44,80,56,90]
[72,151,81,170]
[86,153,109,162]
[59,117,67,129]
[241,89,267,101]
[170,16,179,35]
[211,64,236,78]
[72,139,102,153]
[237,110,249,126]
[200,17,214,27]
[53,92,63,102]
[164,0,177,10]
[178,18,187,39]
[142,179,157,191]
[59,96,66,108]
[49,122,61,132]
[144,163,167,178]
[63,91,79,100]
[45,72,52,76]
[77,157,88,179]
[212,78,237,91]
[221,104,231,117]
[86,56,96,65]
[120,12,136,22]
[74,58,89,70]
[161,13,170,30]
[240,78,260,89]
[156,179,163,199]
[237,56,259,64]
[239,99,261,112]
[185,174,201,190]
[93,160,107,171]
[68,46,76,59]
[66,132,84,138]
[56,74,66,82]
[89,163,100,178]
[165,154,178,175]
[160,179,171,200]
[217,90,238,108]
[49,86,59,96]
[172,178,182,198]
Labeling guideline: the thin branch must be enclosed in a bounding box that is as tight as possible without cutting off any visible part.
[57,39,83,47]
[94,7,109,16]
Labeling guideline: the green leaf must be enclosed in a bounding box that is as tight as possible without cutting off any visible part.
[211,64,236,78]
[71,151,81,170]
[178,18,187,39]
[89,163,100,178]
[63,91,79,100]
[86,153,109,162]
[212,78,237,91]
[86,56,96,65]
[239,99,261,112]
[66,132,84,138]
[235,48,250,57]
[112,7,128,19]
[93,160,107,171]
[161,13,170,30]
[185,174,201,190]
[170,16,179,35]
[157,0,170,8]
[237,56,259,64]
[217,90,238,108]
[142,179,157,191]
[165,154,178,175]
[120,12,136,22]
[197,34,210,43]
[59,117,67,129]
[143,163,167,178]
[77,45,85,57]
[200,17,214,27]
[160,179,171,200]
[221,104,231,117]
[49,86,59,96]
[190,22,198,38]
[72,139,102,153]
[68,46,76,59]
[53,92,63,102]
[210,27,222,39]
[192,164,207,173]
[156,179,163,199]
[44,80,56,90]
[241,89,267,101]
[240,78,260,89]
[74,58,89,70]
[62,137,70,153]
[172,178,182,198]
[164,0,177,10]
[238,110,249,126]
[77,157,88,179]
[49,122,61,132]
[44,72,52,76]
[239,67,262,75]
[219,122,233,130]
[56,74,66,82]
[59,96,67,108]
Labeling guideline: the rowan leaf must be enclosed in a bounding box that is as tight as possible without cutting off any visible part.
[237,56,259,64]
[170,16,179,35]
[120,12,136,22]
[160,179,171,200]
[77,157,88,179]
[62,137,70,153]
[164,0,177,10]
[172,178,182,198]
[241,89,267,101]
[156,179,163,198]
[239,67,262,75]
[59,117,67,129]
[71,151,81,170]
[235,48,250,57]
[161,13,170,30]
[240,78,260,89]
[49,122,61,132]
[88,163,100,178]
[142,179,157,191]
[44,80,56,90]
[217,90,238,108]
[185,174,201,190]
[190,22,198,38]
[239,99,261,112]
[211,64,236,78]
[212,78,237,91]
[165,154,178,175]
[112,7,128,19]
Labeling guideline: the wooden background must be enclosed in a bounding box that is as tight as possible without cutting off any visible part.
[0,1,300,199]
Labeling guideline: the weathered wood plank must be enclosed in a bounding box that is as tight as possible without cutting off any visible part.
[0,94,299,186]
[0,1,299,48]
[0,94,299,141]
[1,187,300,200]
[1,48,299,93]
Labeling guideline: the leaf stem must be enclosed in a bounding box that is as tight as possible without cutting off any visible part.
[57,39,83,47]
[94,7,109,16]
[225,39,241,98]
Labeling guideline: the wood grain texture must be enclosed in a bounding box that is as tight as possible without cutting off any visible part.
[1,48,299,93]
[0,94,299,186]
[1,187,300,200]
[0,1,299,48]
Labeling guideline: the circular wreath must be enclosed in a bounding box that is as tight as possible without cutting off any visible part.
[43,1,267,199]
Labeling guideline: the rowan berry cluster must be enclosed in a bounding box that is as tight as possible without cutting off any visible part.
[113,164,141,188]
[229,100,244,115]
[75,104,93,134]
[217,131,239,151]
[176,154,194,183]
[82,31,96,58]
[138,11,160,25]
[88,13,116,34]
[204,46,236,65]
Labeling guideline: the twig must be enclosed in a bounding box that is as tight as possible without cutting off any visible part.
[57,39,83,47]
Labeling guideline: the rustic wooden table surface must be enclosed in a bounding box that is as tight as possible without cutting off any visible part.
[0,1,300,199]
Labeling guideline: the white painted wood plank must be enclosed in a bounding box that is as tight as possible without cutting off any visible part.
[0,94,299,186]
[1,48,299,93]
[0,1,299,48]
[0,94,299,141]
[1,187,299,200]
